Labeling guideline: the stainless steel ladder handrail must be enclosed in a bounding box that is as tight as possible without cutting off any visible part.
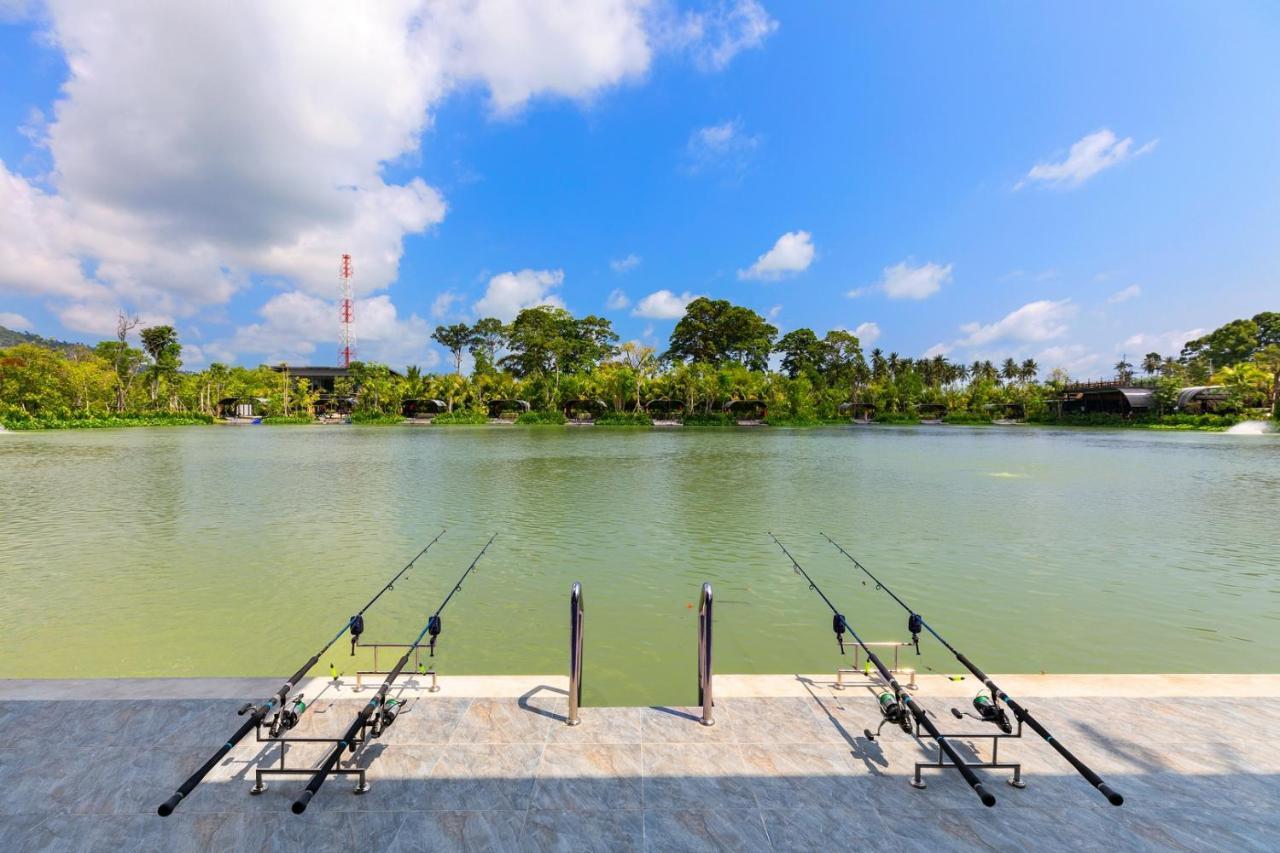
[567,581,584,726]
[697,582,713,726]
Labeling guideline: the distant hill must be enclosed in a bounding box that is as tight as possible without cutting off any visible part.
[0,324,88,353]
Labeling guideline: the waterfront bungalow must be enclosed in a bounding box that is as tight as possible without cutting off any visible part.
[986,402,1027,423]
[217,396,266,422]
[724,399,767,426]
[646,398,685,426]
[1176,385,1233,414]
[838,401,875,423]
[563,398,607,425]
[916,402,947,424]
[403,398,447,421]
[1048,381,1156,418]
[314,393,355,420]
[488,399,530,422]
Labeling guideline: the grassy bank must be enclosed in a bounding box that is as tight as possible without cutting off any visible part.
[0,410,214,430]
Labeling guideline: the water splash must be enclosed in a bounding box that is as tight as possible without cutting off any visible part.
[1225,420,1273,435]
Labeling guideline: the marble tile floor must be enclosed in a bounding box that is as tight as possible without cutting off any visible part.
[1,680,1277,852]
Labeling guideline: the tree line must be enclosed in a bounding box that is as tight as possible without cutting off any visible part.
[2,301,1277,428]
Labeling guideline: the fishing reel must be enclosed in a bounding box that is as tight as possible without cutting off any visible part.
[863,690,915,741]
[269,696,308,738]
[370,697,403,737]
[350,614,365,656]
[832,613,848,653]
[950,691,1013,733]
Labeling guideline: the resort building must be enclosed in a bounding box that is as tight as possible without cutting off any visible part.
[1047,381,1156,417]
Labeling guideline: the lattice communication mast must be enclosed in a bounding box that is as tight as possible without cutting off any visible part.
[339,253,356,367]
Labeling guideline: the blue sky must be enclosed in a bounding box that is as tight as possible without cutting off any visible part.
[1,2,1277,375]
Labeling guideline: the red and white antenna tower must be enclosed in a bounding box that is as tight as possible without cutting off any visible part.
[339,253,355,367]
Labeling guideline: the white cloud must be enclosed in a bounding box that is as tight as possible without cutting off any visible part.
[853,321,880,345]
[473,269,565,321]
[216,290,436,369]
[858,260,952,300]
[958,299,1076,346]
[0,1,667,351]
[0,311,33,330]
[662,1,779,71]
[738,230,815,281]
[431,291,463,319]
[922,343,948,358]
[606,288,631,310]
[1107,284,1142,304]
[1019,128,1157,189]
[1036,344,1100,376]
[632,289,698,319]
[1122,328,1206,357]
[767,304,781,320]
[684,118,760,174]
[610,253,641,273]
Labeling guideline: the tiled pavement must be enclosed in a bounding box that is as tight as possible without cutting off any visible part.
[1,677,1278,851]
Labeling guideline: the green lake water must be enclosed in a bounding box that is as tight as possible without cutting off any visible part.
[1,424,1277,706]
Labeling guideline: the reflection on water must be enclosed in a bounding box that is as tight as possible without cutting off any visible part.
[1,424,1277,705]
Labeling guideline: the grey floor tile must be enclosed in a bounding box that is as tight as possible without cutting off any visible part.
[642,809,770,852]
[642,743,756,810]
[522,809,644,853]
[532,743,642,810]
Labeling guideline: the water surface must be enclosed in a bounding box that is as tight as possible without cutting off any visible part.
[1,425,1276,705]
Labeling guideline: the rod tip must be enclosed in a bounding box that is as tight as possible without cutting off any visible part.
[157,795,180,817]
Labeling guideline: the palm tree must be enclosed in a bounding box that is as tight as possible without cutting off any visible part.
[1020,358,1039,383]
[1142,352,1162,376]
[1114,357,1134,383]
[1000,358,1019,385]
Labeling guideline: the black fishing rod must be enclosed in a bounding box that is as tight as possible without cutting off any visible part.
[821,532,1124,807]
[769,532,997,807]
[292,533,497,815]
[157,530,446,817]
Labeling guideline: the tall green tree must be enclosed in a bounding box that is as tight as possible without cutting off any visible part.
[665,297,777,371]
[432,323,473,375]
[139,325,182,406]
[775,328,823,379]
[468,317,506,373]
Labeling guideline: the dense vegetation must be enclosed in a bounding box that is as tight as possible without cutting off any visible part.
[2,304,1277,430]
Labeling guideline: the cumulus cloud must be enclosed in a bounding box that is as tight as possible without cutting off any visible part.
[216,290,437,369]
[0,1,700,352]
[853,321,880,345]
[1122,328,1206,358]
[610,253,641,273]
[1036,344,1100,376]
[0,311,33,329]
[1019,128,1157,189]
[684,118,760,174]
[606,288,631,310]
[958,300,1076,346]
[738,230,814,280]
[431,291,463,319]
[661,0,779,71]
[855,260,952,300]
[1107,284,1142,304]
[632,289,698,319]
[473,269,566,321]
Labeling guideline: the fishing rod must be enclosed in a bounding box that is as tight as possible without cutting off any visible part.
[292,533,497,815]
[769,532,997,807]
[820,532,1124,807]
[156,529,446,817]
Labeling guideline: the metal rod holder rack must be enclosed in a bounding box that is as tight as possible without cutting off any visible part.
[697,582,713,726]
[249,719,370,796]
[834,641,917,689]
[568,582,584,726]
[353,640,438,692]
[909,716,1026,791]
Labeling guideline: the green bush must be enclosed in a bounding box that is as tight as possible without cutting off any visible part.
[0,409,214,430]
[764,415,821,427]
[682,412,736,426]
[515,409,567,425]
[873,411,920,424]
[349,411,405,425]
[594,412,653,426]
[431,409,488,425]
[1033,411,1241,431]
[260,415,313,425]
[941,411,992,425]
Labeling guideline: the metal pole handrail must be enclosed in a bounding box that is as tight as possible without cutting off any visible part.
[697,582,714,726]
[568,582,584,726]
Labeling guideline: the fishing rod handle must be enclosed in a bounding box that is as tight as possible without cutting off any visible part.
[157,716,258,816]
[292,651,413,814]
[906,700,996,807]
